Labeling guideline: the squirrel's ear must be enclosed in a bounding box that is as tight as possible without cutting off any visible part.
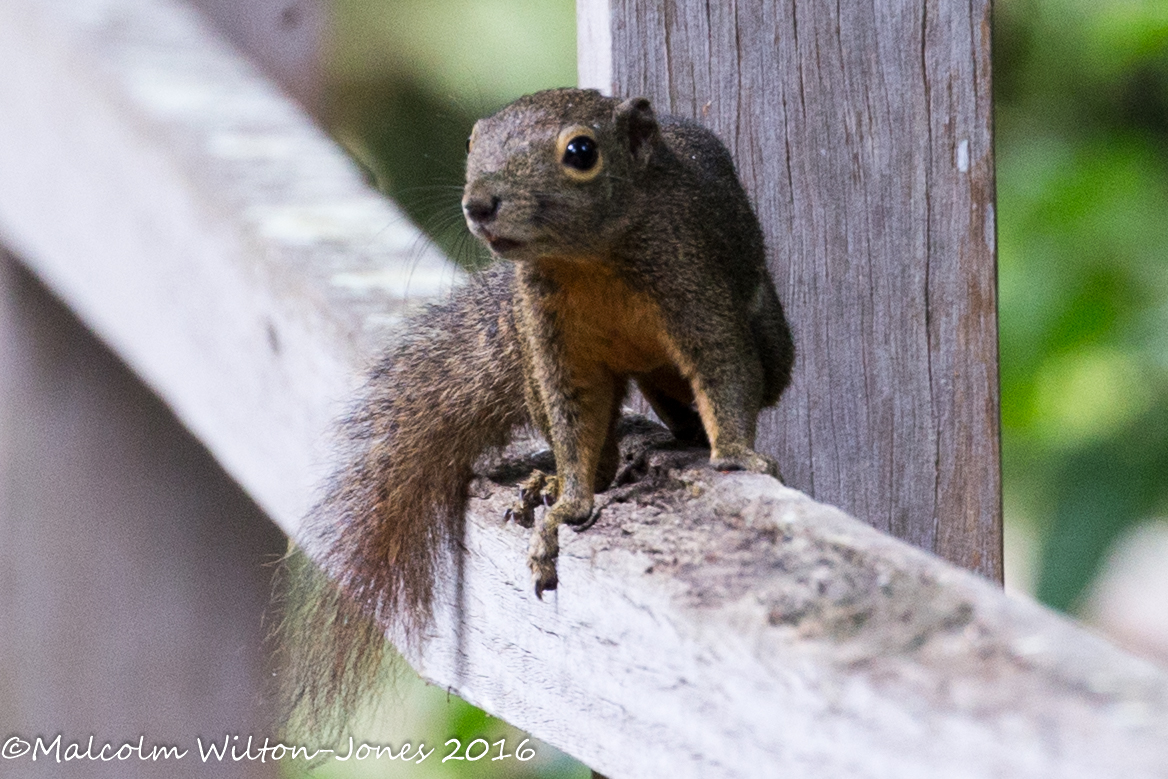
[615,97,659,164]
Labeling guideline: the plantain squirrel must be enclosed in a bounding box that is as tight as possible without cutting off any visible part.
[281,88,794,735]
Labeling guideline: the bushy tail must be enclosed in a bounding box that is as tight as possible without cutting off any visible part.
[277,265,527,740]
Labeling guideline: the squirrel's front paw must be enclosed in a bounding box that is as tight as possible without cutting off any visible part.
[527,497,593,598]
[505,471,561,528]
[528,526,559,598]
[711,446,782,481]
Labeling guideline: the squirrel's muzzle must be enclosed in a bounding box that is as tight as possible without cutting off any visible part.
[462,194,500,225]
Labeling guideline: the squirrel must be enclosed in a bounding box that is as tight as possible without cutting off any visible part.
[280,88,794,737]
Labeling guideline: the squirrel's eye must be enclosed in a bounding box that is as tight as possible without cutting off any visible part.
[562,136,598,171]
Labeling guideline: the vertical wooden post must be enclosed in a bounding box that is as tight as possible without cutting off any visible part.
[579,0,1001,580]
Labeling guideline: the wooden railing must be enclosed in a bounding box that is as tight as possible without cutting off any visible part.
[1,0,1166,777]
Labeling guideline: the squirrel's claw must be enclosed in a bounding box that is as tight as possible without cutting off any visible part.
[527,492,591,596]
[505,500,535,528]
[528,523,559,598]
[567,506,602,532]
[710,446,782,481]
[507,471,562,528]
[532,568,558,599]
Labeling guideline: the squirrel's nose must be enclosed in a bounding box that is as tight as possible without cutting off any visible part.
[463,195,500,224]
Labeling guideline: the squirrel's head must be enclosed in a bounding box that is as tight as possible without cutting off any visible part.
[462,88,660,261]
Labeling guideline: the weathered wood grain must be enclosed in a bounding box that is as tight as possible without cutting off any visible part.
[423,460,1167,779]
[582,0,1002,581]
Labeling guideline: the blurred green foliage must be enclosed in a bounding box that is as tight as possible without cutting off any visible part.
[314,0,1168,774]
[995,0,1168,611]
